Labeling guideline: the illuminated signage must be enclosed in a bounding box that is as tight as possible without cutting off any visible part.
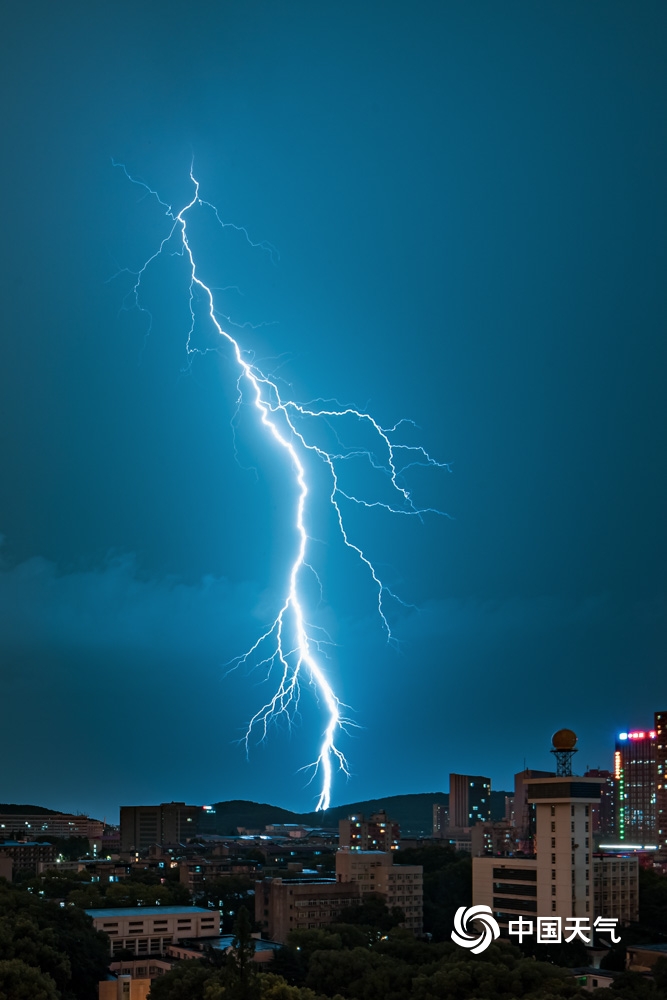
[619,730,657,741]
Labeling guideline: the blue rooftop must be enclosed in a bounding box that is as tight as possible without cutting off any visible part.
[86,906,214,918]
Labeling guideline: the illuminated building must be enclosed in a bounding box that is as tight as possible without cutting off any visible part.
[474,773,602,928]
[0,810,103,840]
[336,849,423,934]
[655,710,667,855]
[120,803,201,852]
[615,729,657,844]
[474,731,639,930]
[338,810,400,851]
[449,774,491,828]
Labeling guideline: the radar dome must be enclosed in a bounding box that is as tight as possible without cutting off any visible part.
[552,729,577,751]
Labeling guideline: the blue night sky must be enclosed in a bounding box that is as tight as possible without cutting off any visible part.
[1,1,666,822]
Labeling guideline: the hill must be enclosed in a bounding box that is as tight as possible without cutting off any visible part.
[207,790,509,836]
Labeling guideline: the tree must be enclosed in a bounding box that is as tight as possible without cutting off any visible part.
[194,874,255,931]
[232,905,257,999]
[0,882,109,1000]
[148,960,219,1000]
[0,958,59,1000]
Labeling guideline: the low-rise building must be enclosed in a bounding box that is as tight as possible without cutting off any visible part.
[0,841,56,873]
[339,811,400,852]
[335,849,423,934]
[86,905,220,956]
[179,857,259,890]
[0,810,103,841]
[593,855,639,924]
[99,975,151,1000]
[255,877,360,942]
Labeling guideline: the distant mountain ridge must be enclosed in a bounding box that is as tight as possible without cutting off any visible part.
[0,804,59,815]
[208,790,509,835]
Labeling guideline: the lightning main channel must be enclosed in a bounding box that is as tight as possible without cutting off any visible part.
[114,162,449,810]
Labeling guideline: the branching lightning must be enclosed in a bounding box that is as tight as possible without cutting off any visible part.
[114,161,449,810]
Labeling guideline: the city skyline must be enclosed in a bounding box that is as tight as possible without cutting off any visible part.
[1,1,666,819]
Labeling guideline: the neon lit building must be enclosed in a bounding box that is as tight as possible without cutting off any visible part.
[655,710,667,855]
[615,729,657,844]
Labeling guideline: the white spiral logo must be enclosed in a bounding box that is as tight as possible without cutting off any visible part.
[451,905,500,954]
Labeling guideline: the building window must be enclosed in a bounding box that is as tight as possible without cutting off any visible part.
[551,838,556,848]
[552,901,556,912]
[552,854,556,864]
[551,806,555,817]
[552,870,556,880]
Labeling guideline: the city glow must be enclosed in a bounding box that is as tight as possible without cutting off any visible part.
[114,162,447,810]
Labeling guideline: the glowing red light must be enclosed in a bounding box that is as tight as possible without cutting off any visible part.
[628,731,650,740]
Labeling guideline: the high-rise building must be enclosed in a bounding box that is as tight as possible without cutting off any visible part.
[473,731,639,930]
[432,803,448,838]
[338,811,399,851]
[583,769,616,837]
[614,728,657,845]
[120,803,201,852]
[449,774,491,828]
[655,710,667,855]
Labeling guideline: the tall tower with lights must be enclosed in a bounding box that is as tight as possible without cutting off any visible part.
[654,711,667,854]
[614,728,658,845]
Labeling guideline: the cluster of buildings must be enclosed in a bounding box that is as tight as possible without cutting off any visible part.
[2,712,666,996]
[433,708,667,857]
[440,717,667,942]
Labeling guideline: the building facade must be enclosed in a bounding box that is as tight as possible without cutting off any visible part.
[655,710,667,855]
[335,849,423,934]
[86,905,220,956]
[583,769,616,838]
[614,728,657,844]
[120,803,202,852]
[0,812,103,840]
[432,803,448,838]
[449,774,492,829]
[0,841,56,873]
[473,776,639,928]
[255,878,361,942]
[338,811,400,852]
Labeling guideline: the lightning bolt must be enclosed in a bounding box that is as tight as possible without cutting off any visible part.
[113,161,449,810]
